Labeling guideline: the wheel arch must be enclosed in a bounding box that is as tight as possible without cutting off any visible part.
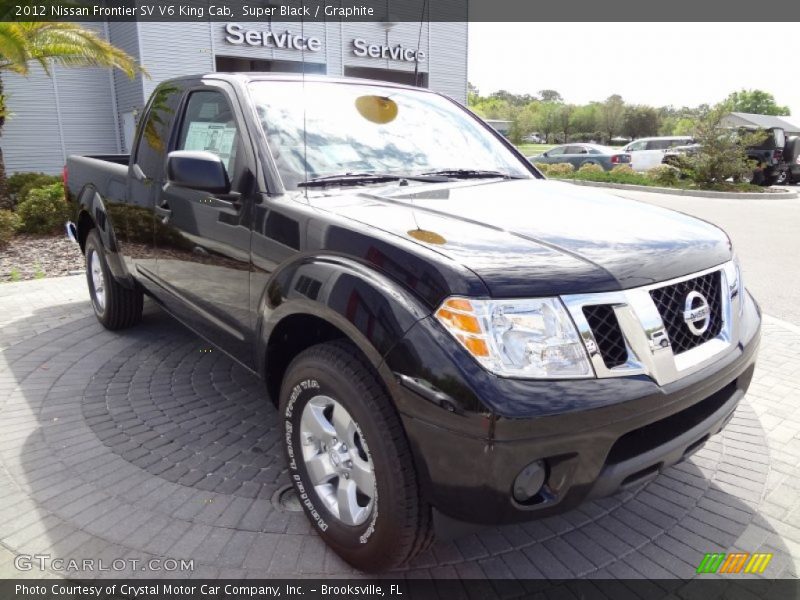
[256,255,431,406]
[74,184,134,286]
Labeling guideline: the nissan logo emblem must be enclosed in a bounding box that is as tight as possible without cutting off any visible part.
[683,291,711,336]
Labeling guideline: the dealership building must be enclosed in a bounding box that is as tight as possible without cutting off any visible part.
[2,20,468,174]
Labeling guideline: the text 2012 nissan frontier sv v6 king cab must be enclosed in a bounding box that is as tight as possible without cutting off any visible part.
[65,74,761,572]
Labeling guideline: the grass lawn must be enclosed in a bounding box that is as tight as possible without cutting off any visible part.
[515,143,554,156]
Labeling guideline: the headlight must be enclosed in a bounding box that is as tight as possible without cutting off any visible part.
[434,297,594,379]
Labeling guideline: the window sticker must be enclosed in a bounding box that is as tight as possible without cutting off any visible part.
[183,122,237,171]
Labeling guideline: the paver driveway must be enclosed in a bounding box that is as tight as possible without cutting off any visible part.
[0,276,799,582]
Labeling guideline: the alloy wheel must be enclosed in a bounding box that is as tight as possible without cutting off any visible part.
[300,395,376,526]
[90,251,106,311]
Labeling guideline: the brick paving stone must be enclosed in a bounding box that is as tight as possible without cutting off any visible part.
[1,277,799,580]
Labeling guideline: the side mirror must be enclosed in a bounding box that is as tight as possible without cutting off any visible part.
[167,150,230,194]
[542,152,549,157]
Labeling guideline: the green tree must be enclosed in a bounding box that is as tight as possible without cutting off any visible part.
[599,94,625,142]
[725,89,790,116]
[533,102,560,144]
[538,89,563,103]
[569,104,600,139]
[675,102,767,185]
[623,105,661,139]
[556,104,575,144]
[672,117,696,136]
[0,21,143,207]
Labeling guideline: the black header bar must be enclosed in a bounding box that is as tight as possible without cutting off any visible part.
[4,0,800,22]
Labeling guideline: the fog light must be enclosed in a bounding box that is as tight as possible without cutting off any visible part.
[513,460,546,502]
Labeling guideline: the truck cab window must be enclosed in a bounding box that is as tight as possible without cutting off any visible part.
[134,84,181,180]
[177,91,240,178]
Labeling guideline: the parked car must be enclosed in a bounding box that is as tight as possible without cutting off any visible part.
[65,74,761,573]
[524,133,545,143]
[745,127,787,185]
[622,136,695,171]
[529,143,631,170]
[662,143,701,168]
[779,136,800,184]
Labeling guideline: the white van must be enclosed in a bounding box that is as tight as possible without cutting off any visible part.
[623,136,694,171]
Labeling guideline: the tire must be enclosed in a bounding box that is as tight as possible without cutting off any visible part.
[746,169,764,186]
[279,341,433,572]
[85,229,143,330]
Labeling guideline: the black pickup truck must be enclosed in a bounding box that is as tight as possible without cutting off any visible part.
[66,74,761,572]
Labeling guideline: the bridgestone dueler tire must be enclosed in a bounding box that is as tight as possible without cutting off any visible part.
[85,230,143,330]
[279,341,434,572]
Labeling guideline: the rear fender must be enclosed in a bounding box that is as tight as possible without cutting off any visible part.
[75,185,134,286]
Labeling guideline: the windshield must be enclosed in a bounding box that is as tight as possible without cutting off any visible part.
[248,81,532,189]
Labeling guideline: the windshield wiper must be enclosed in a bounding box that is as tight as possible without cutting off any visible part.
[419,169,520,180]
[298,172,448,187]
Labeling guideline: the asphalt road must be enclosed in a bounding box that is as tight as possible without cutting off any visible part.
[607,188,800,325]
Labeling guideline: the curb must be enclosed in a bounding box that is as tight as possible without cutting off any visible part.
[555,178,799,199]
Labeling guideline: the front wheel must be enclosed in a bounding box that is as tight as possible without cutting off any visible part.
[279,341,433,572]
[85,229,143,330]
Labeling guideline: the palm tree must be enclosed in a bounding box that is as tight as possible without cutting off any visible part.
[0,22,143,206]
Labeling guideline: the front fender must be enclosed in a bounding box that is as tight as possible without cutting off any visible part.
[256,254,431,387]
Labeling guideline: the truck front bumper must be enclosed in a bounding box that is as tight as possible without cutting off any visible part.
[385,291,761,525]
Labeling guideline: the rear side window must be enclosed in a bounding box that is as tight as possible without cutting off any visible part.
[626,140,647,152]
[646,140,672,150]
[134,83,183,179]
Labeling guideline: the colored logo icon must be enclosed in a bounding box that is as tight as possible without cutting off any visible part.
[696,552,773,574]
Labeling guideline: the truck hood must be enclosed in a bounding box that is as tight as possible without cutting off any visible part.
[309,178,731,297]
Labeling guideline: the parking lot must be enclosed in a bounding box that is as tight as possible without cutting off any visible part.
[1,190,799,583]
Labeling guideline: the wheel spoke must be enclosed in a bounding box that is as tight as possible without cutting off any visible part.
[350,458,375,498]
[305,453,335,485]
[336,478,361,526]
[301,404,336,445]
[331,403,356,443]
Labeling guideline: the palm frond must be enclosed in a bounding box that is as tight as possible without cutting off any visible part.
[0,21,144,78]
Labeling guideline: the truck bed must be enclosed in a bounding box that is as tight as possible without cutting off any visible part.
[66,154,131,205]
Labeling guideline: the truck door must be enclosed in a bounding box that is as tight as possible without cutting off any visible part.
[123,82,184,284]
[153,84,256,366]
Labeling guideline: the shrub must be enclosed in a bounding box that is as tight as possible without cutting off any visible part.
[547,163,576,176]
[15,183,71,234]
[18,175,61,204]
[678,103,767,185]
[533,162,551,175]
[0,209,18,248]
[611,164,635,175]
[647,164,681,186]
[577,163,605,175]
[6,172,61,209]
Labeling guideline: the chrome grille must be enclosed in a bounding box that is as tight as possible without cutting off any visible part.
[582,305,627,368]
[649,271,723,354]
[561,261,740,386]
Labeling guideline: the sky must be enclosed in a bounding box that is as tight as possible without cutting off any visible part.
[467,23,799,120]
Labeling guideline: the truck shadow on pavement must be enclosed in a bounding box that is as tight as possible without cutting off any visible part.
[0,299,794,590]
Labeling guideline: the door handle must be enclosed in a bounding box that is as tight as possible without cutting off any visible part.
[210,192,242,215]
